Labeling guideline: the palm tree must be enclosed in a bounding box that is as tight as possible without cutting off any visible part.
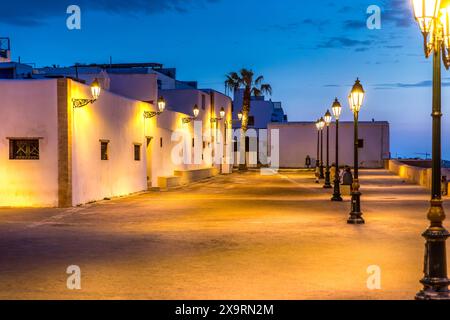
[225,69,272,170]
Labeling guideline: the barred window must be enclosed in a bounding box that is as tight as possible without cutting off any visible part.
[9,139,40,160]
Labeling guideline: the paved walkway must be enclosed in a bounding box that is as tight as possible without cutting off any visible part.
[0,169,447,300]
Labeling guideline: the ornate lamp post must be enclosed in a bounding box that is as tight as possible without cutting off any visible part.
[315,119,321,176]
[319,117,325,179]
[412,0,450,300]
[331,98,343,202]
[323,110,333,189]
[347,79,365,225]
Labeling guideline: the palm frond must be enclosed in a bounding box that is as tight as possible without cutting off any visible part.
[225,72,242,92]
[254,75,264,86]
[240,68,254,86]
[260,84,273,96]
[251,88,262,97]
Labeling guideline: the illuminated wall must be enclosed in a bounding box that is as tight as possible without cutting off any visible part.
[69,79,154,206]
[0,77,224,207]
[0,79,59,207]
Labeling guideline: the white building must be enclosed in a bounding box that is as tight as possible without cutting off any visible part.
[0,58,233,207]
[268,121,390,169]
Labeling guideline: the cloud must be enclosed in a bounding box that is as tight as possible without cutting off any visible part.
[0,0,220,26]
[260,19,330,33]
[375,80,450,89]
[317,37,373,49]
[383,0,415,28]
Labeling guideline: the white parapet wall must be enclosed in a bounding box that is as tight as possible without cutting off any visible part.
[385,159,450,190]
[385,159,432,189]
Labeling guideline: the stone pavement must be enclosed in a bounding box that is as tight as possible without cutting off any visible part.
[0,169,446,300]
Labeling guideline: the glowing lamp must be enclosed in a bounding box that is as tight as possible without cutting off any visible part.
[238,111,243,121]
[331,98,342,120]
[324,110,332,126]
[157,96,166,113]
[349,78,365,113]
[319,117,325,130]
[220,107,226,119]
[412,0,441,33]
[193,105,200,118]
[315,119,321,130]
[91,78,101,100]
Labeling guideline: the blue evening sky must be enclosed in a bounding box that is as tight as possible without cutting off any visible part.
[1,0,450,158]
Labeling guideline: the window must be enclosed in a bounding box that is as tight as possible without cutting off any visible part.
[100,141,109,160]
[192,138,195,148]
[248,116,255,127]
[160,137,163,148]
[358,139,364,149]
[202,95,206,110]
[134,144,141,161]
[9,139,40,160]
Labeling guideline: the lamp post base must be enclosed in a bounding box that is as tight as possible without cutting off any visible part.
[347,215,365,225]
[416,287,450,300]
[416,200,450,300]
[238,164,248,171]
[348,180,364,224]
[331,194,343,202]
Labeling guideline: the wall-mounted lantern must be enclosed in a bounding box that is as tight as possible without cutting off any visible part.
[225,110,244,128]
[144,96,166,119]
[72,78,102,108]
[211,107,226,123]
[183,105,200,124]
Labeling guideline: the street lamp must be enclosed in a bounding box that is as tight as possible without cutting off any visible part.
[183,104,200,124]
[319,117,325,179]
[144,96,166,119]
[347,78,365,225]
[331,98,343,202]
[412,0,450,300]
[323,110,333,189]
[72,78,102,108]
[315,119,322,176]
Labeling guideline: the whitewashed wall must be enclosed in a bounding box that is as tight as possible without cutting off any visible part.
[0,79,59,207]
[69,80,151,206]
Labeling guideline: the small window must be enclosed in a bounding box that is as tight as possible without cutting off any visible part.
[248,116,255,127]
[160,137,163,148]
[358,139,364,149]
[192,138,195,148]
[9,139,40,160]
[100,141,109,160]
[134,144,141,161]
[202,95,206,110]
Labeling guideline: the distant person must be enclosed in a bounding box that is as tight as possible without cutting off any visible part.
[315,165,320,184]
[442,176,448,196]
[330,163,337,184]
[342,167,353,186]
[305,155,312,169]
